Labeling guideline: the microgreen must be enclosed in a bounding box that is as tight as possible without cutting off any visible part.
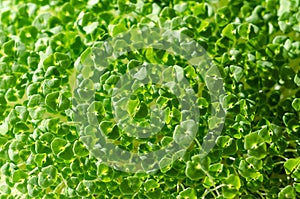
[0,0,299,198]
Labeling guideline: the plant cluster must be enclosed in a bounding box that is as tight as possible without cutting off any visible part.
[0,0,299,198]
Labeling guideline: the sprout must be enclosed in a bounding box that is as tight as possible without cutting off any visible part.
[0,0,299,198]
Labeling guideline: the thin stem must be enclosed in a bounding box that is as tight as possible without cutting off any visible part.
[256,191,264,199]
[284,149,298,153]
[29,167,39,175]
[201,184,226,199]
[273,155,288,161]
[273,161,285,166]
[194,138,201,149]
[179,183,185,191]
[211,190,217,198]
[132,191,139,198]
[55,173,68,194]
[215,188,220,196]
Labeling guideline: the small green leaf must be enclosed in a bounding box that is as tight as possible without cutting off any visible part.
[19,26,38,44]
[216,135,231,148]
[34,153,47,167]
[45,91,59,111]
[0,184,11,195]
[27,176,42,197]
[225,174,241,189]
[292,98,300,111]
[5,88,18,102]
[192,3,206,16]
[76,181,95,197]
[174,2,187,13]
[278,0,291,17]
[284,158,300,175]
[27,94,43,107]
[160,7,176,19]
[33,13,51,30]
[222,23,235,40]
[0,122,8,135]
[109,24,127,37]
[28,107,45,120]
[278,185,296,199]
[57,144,74,161]
[97,164,114,182]
[215,7,231,27]
[3,40,16,56]
[26,82,40,96]
[83,22,99,34]
[12,170,28,183]
[246,157,263,171]
[159,157,172,173]
[58,93,70,111]
[230,65,243,82]
[294,183,300,193]
[178,188,197,199]
[144,179,159,192]
[145,187,162,199]
[73,140,89,157]
[51,138,68,155]
[117,0,136,14]
[185,156,207,181]
[173,120,196,147]
[127,97,140,117]
[244,132,267,159]
[208,116,223,130]
[239,160,261,179]
[41,118,60,133]
[294,72,300,86]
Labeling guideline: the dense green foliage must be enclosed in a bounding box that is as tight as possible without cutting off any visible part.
[0,0,299,198]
